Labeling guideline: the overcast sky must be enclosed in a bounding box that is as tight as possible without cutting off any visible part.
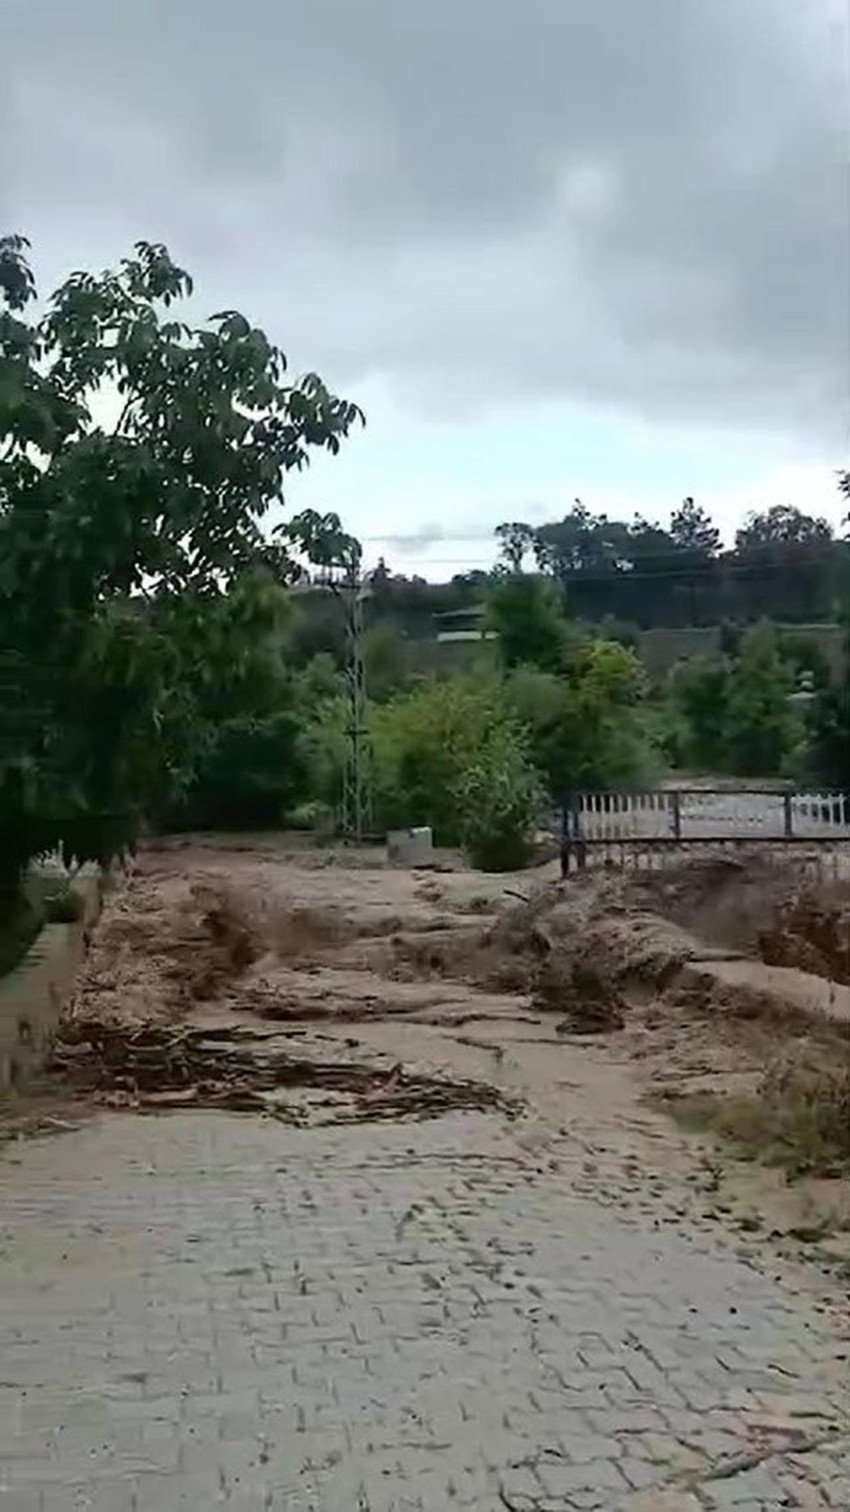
[4,0,848,574]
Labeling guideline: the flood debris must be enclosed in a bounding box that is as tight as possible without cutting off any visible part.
[48,1021,520,1126]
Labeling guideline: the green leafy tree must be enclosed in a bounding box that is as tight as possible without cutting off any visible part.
[291,658,348,826]
[808,611,850,790]
[669,497,721,558]
[289,590,348,667]
[735,505,833,550]
[158,570,310,829]
[665,655,731,772]
[362,623,410,704]
[370,675,524,844]
[665,625,819,778]
[839,470,849,522]
[776,630,831,692]
[494,521,536,574]
[733,506,837,622]
[295,652,343,707]
[506,640,654,800]
[531,502,600,575]
[488,488,846,629]
[0,236,362,886]
[723,623,798,776]
[284,508,361,574]
[487,574,568,673]
[457,727,543,871]
[627,516,677,572]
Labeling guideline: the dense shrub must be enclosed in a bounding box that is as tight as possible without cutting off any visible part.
[458,732,543,871]
[367,646,654,861]
[723,625,800,777]
[163,710,308,831]
[807,611,850,791]
[362,624,411,704]
[487,575,567,672]
[370,676,534,846]
[662,655,731,772]
[506,640,657,800]
[663,622,804,779]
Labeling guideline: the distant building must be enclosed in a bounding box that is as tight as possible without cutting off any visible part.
[433,606,495,644]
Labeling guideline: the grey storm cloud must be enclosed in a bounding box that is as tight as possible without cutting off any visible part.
[3,0,847,439]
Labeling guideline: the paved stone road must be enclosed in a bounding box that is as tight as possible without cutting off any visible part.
[1,1109,848,1511]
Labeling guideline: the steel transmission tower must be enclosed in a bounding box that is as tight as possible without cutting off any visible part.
[318,560,373,839]
[340,561,372,839]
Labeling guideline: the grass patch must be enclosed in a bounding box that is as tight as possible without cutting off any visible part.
[665,1058,850,1179]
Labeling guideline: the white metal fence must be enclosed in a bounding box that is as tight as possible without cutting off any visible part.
[565,790,850,844]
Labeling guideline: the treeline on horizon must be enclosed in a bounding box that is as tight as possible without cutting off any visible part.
[352,491,850,638]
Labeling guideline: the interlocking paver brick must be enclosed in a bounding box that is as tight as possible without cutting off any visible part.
[1,1110,848,1509]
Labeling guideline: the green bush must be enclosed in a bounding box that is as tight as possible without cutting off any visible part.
[663,654,731,772]
[362,623,411,703]
[723,624,800,777]
[487,575,568,672]
[164,709,309,831]
[664,624,804,779]
[506,640,657,800]
[807,610,850,790]
[295,691,348,818]
[458,731,542,871]
[370,676,531,846]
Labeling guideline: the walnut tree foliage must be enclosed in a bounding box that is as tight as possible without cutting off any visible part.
[0,236,363,884]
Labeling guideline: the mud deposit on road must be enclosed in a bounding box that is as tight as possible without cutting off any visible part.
[31,836,849,1286]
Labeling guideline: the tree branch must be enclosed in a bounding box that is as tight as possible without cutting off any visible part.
[113,395,136,437]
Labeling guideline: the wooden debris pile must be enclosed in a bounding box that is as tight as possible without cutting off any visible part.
[49,1021,519,1126]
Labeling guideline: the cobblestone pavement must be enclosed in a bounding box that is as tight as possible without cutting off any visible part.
[1,1108,848,1511]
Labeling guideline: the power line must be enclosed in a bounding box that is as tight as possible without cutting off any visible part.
[360,543,849,581]
[356,538,490,550]
[537,545,850,586]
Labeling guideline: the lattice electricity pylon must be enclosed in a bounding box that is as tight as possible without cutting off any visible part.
[315,561,373,839]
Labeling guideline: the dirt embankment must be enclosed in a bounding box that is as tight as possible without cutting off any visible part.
[56,843,850,1103]
[625,851,850,986]
[59,843,850,1054]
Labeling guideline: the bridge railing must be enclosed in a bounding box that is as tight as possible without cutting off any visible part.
[558,788,850,871]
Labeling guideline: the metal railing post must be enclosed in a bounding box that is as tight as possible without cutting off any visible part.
[560,803,571,878]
